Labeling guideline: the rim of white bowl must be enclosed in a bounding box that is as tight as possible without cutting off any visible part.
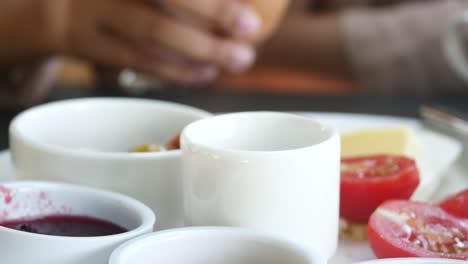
[355,258,468,264]
[0,181,156,240]
[181,111,338,155]
[109,226,325,264]
[9,98,211,160]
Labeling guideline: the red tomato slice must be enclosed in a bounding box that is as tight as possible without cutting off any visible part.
[440,189,468,219]
[340,155,420,222]
[368,200,468,260]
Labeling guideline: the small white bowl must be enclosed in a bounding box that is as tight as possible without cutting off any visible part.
[9,98,211,229]
[181,112,340,258]
[0,181,155,264]
[356,258,467,264]
[109,227,325,264]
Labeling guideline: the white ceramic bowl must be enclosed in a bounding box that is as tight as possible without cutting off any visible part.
[356,258,467,264]
[0,181,155,264]
[109,227,325,264]
[9,98,211,229]
[181,112,340,258]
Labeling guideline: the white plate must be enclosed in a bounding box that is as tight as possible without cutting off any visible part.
[0,112,466,264]
[300,113,466,264]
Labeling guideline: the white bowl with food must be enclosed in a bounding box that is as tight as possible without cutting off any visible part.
[109,227,325,264]
[9,98,211,230]
[0,181,155,264]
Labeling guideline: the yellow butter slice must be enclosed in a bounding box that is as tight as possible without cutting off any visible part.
[341,127,422,159]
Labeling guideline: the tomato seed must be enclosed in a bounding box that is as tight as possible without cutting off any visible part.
[405,215,468,254]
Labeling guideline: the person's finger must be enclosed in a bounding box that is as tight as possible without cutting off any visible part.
[138,43,220,83]
[81,33,219,83]
[101,2,255,73]
[68,31,148,70]
[159,0,261,38]
[144,63,219,84]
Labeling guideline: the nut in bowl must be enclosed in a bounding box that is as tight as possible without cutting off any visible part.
[9,98,211,230]
[109,227,325,264]
[0,181,155,264]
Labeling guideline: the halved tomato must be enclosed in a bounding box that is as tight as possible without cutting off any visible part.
[340,155,420,222]
[440,189,468,219]
[368,200,468,260]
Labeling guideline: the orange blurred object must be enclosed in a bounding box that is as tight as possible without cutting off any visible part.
[216,65,357,95]
[58,60,356,95]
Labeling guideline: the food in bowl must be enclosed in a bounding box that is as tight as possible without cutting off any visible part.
[10,98,210,230]
[0,181,155,264]
[0,215,127,237]
[130,134,181,153]
[368,200,467,260]
[130,143,166,153]
[166,134,181,150]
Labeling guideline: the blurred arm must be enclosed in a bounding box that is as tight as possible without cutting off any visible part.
[258,0,468,93]
[341,0,468,94]
[0,0,54,67]
[257,14,353,80]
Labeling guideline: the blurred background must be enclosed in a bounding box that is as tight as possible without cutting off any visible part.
[53,0,468,97]
[2,0,468,111]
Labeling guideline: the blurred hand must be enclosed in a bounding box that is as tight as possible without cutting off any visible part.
[55,0,261,83]
[1,0,261,84]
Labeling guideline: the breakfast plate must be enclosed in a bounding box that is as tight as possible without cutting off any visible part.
[0,112,466,264]
[301,113,467,263]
